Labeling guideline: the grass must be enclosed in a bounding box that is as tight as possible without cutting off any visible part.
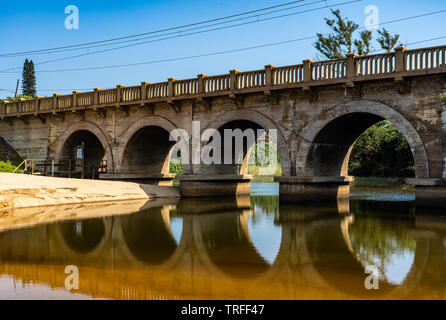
[351,176,414,191]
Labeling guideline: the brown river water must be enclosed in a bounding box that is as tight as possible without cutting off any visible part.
[0,182,445,300]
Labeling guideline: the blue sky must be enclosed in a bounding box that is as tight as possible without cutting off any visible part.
[0,0,445,98]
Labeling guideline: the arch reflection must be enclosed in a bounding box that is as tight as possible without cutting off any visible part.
[120,206,181,265]
[59,218,106,253]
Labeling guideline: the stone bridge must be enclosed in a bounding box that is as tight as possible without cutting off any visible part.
[0,199,445,299]
[1,46,446,206]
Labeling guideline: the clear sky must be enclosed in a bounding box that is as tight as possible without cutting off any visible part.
[0,0,445,98]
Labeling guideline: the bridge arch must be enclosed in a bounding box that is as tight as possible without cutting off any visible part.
[296,100,429,178]
[54,121,114,175]
[201,109,291,176]
[116,116,183,175]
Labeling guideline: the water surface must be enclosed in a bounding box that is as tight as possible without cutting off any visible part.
[0,183,445,300]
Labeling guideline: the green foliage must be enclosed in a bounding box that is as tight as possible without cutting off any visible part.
[314,10,400,59]
[441,92,446,107]
[377,28,400,53]
[248,141,282,176]
[169,158,183,175]
[4,95,34,102]
[348,120,415,177]
[348,217,416,280]
[0,160,22,173]
[22,59,36,97]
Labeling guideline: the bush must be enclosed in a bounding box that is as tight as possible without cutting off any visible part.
[0,161,22,173]
[169,159,183,175]
[348,121,415,177]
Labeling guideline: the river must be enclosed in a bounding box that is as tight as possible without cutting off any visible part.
[0,182,445,300]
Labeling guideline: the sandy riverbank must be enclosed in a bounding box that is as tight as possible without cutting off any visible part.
[0,173,180,210]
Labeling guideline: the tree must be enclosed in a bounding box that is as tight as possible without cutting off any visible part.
[315,9,371,59]
[315,10,400,59]
[377,28,400,53]
[21,59,36,97]
[348,121,415,177]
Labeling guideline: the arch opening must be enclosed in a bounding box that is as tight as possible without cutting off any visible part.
[121,125,176,175]
[306,113,416,178]
[202,120,282,176]
[60,130,106,179]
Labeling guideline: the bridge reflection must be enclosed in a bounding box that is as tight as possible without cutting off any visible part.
[0,197,445,299]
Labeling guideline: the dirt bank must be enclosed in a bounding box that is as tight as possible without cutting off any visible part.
[0,173,180,210]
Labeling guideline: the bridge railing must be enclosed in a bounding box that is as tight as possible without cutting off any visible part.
[2,45,446,117]
[204,74,230,93]
[312,59,346,81]
[356,52,395,76]
[405,46,446,71]
[272,64,304,85]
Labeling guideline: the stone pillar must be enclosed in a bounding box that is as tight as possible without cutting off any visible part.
[168,78,177,98]
[395,46,407,73]
[93,88,102,106]
[197,74,207,94]
[116,84,125,103]
[140,81,150,101]
[229,69,240,92]
[264,64,275,89]
[346,53,358,81]
[303,59,314,83]
[178,174,251,198]
[408,178,446,208]
[72,91,79,109]
[274,176,352,203]
[53,93,60,110]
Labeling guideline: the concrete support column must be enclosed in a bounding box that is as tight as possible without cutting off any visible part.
[274,176,352,203]
[407,178,446,208]
[178,174,251,198]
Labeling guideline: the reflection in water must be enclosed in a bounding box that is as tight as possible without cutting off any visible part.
[0,182,445,300]
[60,219,106,253]
[348,216,416,285]
[248,196,281,264]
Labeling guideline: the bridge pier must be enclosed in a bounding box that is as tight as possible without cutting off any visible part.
[407,178,446,208]
[274,176,352,203]
[177,174,251,198]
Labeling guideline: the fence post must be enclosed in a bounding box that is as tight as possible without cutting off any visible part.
[395,46,407,73]
[303,59,314,84]
[197,74,207,94]
[229,69,240,93]
[168,78,177,98]
[93,88,102,105]
[116,84,125,103]
[35,96,42,112]
[264,65,276,90]
[53,93,60,110]
[141,81,150,101]
[72,91,79,109]
[346,53,358,81]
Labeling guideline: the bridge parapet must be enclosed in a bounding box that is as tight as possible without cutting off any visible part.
[1,45,446,119]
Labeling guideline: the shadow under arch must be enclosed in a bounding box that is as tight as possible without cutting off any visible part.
[119,206,179,265]
[297,100,429,178]
[201,109,291,176]
[116,116,184,175]
[197,210,270,278]
[54,121,114,174]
